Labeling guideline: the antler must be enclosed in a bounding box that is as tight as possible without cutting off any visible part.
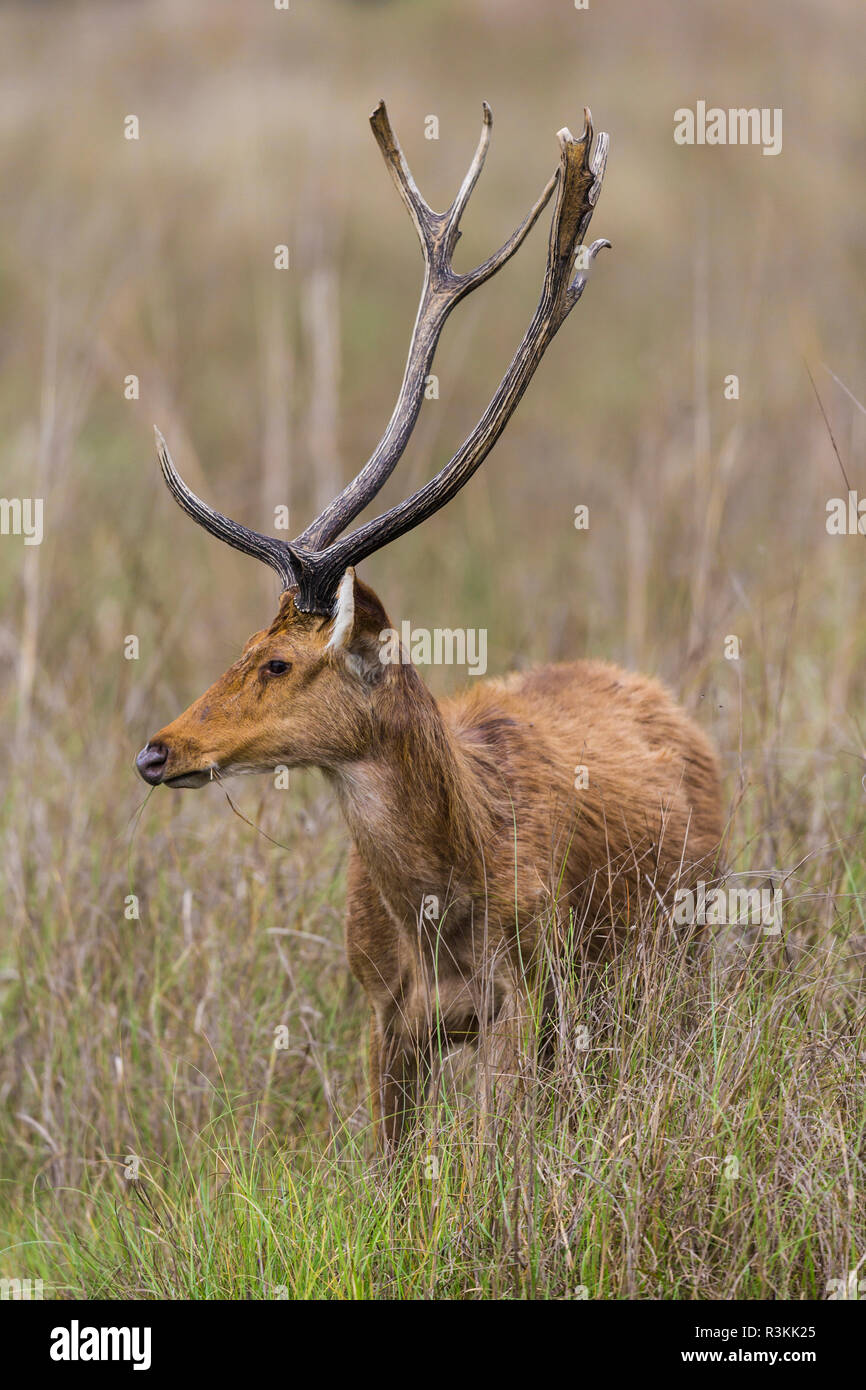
[155,104,609,614]
[295,100,558,553]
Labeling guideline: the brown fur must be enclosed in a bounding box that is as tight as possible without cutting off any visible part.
[144,575,723,1145]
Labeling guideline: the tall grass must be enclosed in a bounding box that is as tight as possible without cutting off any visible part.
[7,887,861,1299]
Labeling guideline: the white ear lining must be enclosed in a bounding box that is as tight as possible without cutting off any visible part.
[326,567,355,652]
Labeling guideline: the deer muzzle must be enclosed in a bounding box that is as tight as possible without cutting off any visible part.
[136,742,168,784]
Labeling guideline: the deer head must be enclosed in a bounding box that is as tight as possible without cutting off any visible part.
[136,101,609,790]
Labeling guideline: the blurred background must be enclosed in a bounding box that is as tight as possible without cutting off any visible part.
[0,0,863,1283]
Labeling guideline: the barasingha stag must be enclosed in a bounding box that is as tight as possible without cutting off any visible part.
[136,103,723,1146]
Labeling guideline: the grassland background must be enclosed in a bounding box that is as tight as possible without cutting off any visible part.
[0,0,863,1299]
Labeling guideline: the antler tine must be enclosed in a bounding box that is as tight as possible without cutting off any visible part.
[367,98,437,246]
[446,101,493,245]
[549,112,611,309]
[293,100,557,556]
[447,103,559,289]
[287,112,610,611]
[154,429,297,589]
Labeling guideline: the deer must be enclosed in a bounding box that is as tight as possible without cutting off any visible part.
[136,103,723,1148]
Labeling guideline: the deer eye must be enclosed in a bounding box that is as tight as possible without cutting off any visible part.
[264,659,291,676]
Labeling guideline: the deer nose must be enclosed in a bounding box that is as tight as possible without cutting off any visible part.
[136,742,169,785]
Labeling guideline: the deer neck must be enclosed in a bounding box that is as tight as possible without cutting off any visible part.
[327,665,486,921]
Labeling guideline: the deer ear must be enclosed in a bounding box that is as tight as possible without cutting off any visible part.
[327,567,357,653]
[326,568,383,680]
